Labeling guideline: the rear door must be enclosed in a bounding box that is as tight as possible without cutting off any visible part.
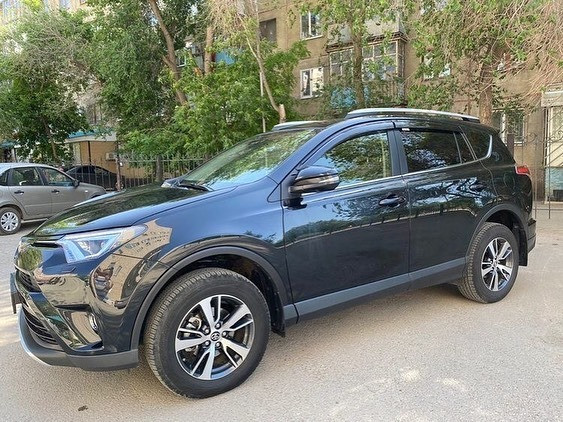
[394,121,496,287]
[8,166,52,218]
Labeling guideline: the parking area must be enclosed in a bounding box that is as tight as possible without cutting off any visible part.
[0,212,562,421]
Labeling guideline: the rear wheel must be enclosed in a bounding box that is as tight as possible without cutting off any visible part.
[144,268,270,398]
[0,207,21,235]
[458,222,519,303]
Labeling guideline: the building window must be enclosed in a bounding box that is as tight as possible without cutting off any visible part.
[59,0,71,10]
[301,68,324,99]
[301,12,321,39]
[329,40,404,81]
[492,110,525,145]
[1,0,22,23]
[422,55,451,80]
[259,19,277,43]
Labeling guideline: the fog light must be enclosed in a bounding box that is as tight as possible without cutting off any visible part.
[88,313,99,333]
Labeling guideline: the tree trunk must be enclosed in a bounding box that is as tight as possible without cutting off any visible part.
[478,64,494,125]
[204,25,214,75]
[147,0,188,106]
[352,36,366,109]
[248,31,286,123]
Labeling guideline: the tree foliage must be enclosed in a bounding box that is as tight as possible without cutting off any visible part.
[408,0,563,124]
[0,9,90,162]
[176,42,308,157]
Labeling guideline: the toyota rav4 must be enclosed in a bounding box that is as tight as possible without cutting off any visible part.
[11,108,536,398]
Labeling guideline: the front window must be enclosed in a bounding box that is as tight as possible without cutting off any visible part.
[313,132,392,186]
[179,129,318,190]
[42,168,74,187]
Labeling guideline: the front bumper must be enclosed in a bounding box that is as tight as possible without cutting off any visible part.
[12,272,138,371]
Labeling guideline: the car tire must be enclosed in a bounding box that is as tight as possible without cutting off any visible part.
[0,207,22,235]
[458,222,519,303]
[144,268,270,398]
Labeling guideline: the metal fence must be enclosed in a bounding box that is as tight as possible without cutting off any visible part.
[67,154,205,191]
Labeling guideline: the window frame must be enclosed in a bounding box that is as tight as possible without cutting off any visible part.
[492,110,525,145]
[300,11,322,40]
[329,39,405,81]
[289,123,400,194]
[39,167,75,187]
[8,166,45,187]
[393,122,488,176]
[300,67,324,99]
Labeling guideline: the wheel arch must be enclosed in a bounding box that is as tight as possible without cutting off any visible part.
[472,204,528,266]
[131,246,295,350]
[0,203,24,219]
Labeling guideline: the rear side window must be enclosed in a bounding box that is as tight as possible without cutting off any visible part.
[0,170,7,186]
[400,130,462,172]
[464,130,491,159]
[10,167,43,186]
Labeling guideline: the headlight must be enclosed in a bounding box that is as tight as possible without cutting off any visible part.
[56,226,146,263]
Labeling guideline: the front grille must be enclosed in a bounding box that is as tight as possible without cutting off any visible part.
[22,306,58,345]
[16,270,40,293]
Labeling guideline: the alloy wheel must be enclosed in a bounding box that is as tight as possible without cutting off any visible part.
[481,237,514,291]
[175,294,255,380]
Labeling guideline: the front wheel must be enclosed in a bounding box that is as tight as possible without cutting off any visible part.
[458,222,519,303]
[144,268,270,398]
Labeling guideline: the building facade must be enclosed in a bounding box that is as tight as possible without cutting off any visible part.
[257,0,563,202]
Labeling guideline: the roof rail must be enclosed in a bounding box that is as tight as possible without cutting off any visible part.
[345,108,480,123]
[271,121,321,131]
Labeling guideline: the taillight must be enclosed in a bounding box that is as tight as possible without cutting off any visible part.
[515,164,531,176]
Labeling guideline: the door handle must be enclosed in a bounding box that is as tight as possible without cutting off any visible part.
[14,190,24,195]
[51,189,60,194]
[379,194,406,207]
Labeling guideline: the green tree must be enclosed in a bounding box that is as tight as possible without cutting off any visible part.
[176,43,308,157]
[408,0,563,124]
[0,9,90,162]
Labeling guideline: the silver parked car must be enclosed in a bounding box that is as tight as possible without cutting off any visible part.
[0,163,106,234]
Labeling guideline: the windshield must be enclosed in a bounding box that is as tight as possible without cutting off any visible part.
[179,129,318,190]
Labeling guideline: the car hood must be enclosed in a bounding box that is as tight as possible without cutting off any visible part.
[33,184,229,237]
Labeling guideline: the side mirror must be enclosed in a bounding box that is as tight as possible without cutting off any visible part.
[289,165,340,194]
[73,179,80,188]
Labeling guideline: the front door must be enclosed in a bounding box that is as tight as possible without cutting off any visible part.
[283,124,410,317]
[40,167,83,213]
[8,167,52,218]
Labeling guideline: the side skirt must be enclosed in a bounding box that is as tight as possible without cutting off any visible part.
[292,258,466,322]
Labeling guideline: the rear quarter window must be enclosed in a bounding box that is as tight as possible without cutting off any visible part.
[0,170,7,186]
[464,129,492,159]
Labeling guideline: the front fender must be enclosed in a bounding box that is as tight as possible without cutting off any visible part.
[129,244,294,350]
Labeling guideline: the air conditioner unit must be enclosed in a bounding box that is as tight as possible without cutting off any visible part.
[105,152,117,161]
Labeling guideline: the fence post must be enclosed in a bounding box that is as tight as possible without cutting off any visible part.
[156,154,163,183]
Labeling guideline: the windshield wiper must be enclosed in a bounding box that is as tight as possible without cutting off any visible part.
[176,180,211,191]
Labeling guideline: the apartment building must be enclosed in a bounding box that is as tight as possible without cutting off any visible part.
[257,1,563,201]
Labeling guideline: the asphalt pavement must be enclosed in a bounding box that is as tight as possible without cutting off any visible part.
[0,212,561,421]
